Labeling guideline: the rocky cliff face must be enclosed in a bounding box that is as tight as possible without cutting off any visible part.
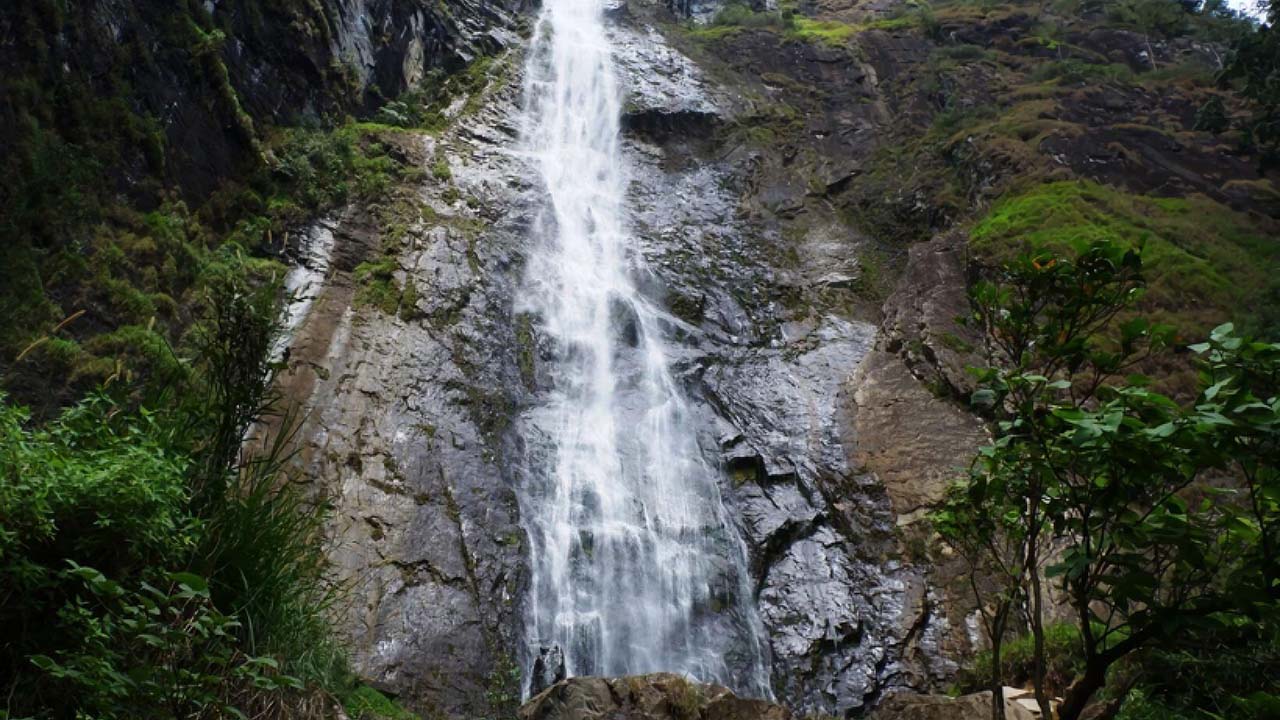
[274,1,982,716]
[0,0,524,201]
[10,0,1272,716]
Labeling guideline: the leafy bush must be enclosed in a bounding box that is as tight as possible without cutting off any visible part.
[1118,620,1280,719]
[31,565,302,720]
[957,623,1086,697]
[0,277,368,718]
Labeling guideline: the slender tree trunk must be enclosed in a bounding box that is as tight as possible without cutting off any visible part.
[990,601,1011,720]
[1029,564,1052,718]
[991,638,1007,720]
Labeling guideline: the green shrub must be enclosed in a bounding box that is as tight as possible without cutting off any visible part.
[343,685,420,719]
[1117,620,1280,720]
[354,258,403,315]
[0,277,350,718]
[31,565,303,720]
[957,623,1086,696]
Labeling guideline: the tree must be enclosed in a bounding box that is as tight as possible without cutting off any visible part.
[938,241,1155,719]
[1223,1,1280,166]
[939,241,1280,720]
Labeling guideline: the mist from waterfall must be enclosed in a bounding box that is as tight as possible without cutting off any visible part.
[514,0,771,698]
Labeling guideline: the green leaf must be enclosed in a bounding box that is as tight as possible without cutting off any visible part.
[971,388,997,409]
[30,654,58,672]
[169,572,209,593]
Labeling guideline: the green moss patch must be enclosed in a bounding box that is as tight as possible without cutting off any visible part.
[788,17,857,45]
[970,180,1280,336]
[353,257,404,316]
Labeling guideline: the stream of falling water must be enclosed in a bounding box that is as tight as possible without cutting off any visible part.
[515,0,771,698]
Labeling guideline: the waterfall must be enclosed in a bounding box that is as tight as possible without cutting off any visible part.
[515,0,771,698]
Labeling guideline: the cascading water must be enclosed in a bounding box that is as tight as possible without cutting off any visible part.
[515,0,771,698]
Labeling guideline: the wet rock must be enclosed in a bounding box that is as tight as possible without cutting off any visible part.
[612,24,729,120]
[277,65,536,717]
[531,646,568,696]
[519,674,794,720]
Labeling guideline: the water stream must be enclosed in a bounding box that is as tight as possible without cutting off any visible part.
[515,0,771,697]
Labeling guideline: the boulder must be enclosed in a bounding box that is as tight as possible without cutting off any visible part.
[870,691,1038,720]
[519,674,793,720]
[531,646,569,696]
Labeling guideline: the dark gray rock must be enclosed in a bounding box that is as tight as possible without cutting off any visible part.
[531,646,568,696]
[275,58,537,717]
[520,674,794,720]
[0,0,525,201]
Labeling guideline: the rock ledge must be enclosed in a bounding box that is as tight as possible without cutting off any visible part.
[518,674,792,720]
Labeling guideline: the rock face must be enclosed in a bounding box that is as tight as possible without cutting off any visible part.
[276,57,535,717]
[0,0,524,200]
[263,0,1280,715]
[276,0,978,716]
[519,674,794,720]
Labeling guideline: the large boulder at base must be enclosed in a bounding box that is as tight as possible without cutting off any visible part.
[518,674,793,720]
[870,691,1039,720]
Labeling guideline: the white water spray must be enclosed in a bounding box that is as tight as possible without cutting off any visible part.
[515,0,771,697]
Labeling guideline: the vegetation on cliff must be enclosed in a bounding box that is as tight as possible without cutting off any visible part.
[0,1,517,718]
[2,0,1279,717]
[937,240,1280,719]
[669,0,1280,716]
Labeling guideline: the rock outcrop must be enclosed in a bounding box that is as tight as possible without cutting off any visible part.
[0,0,524,200]
[265,0,1280,717]
[519,674,794,720]
[869,691,1037,720]
[275,55,534,717]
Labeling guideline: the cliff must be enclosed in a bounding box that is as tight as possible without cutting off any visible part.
[1,0,1276,718]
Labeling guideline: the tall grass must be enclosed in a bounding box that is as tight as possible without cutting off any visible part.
[0,272,379,718]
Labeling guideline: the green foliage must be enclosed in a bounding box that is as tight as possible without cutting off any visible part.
[354,258,405,315]
[1117,620,1280,719]
[957,623,1086,697]
[431,157,453,182]
[938,240,1280,720]
[1195,95,1230,133]
[1106,0,1191,39]
[369,55,504,131]
[687,2,794,40]
[970,180,1280,337]
[343,685,420,719]
[482,653,524,720]
[1028,60,1135,85]
[30,565,302,720]
[0,394,191,599]
[1223,6,1280,167]
[0,278,353,719]
[691,0,934,45]
[789,17,858,46]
